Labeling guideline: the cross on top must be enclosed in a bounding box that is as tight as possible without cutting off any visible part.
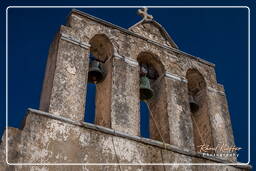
[138,7,153,21]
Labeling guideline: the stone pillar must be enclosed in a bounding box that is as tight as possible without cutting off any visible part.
[165,72,195,151]
[40,32,90,121]
[95,57,113,128]
[207,85,236,161]
[110,54,140,136]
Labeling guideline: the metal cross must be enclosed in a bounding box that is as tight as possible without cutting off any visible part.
[138,7,153,21]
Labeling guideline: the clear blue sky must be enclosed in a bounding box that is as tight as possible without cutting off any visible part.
[0,0,255,165]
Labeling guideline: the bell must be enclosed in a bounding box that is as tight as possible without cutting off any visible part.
[88,59,104,84]
[189,95,199,113]
[140,76,154,100]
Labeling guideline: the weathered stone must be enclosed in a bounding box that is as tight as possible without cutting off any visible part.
[110,56,140,136]
[1,109,251,170]
[166,77,195,151]
[1,8,251,171]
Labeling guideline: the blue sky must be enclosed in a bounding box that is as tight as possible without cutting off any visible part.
[0,2,254,165]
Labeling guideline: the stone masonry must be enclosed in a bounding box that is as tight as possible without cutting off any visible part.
[0,8,251,171]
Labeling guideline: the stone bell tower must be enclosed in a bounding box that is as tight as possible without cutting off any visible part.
[0,8,251,171]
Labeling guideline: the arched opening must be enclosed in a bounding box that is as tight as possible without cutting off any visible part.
[84,34,114,127]
[137,52,170,143]
[140,101,150,138]
[186,69,214,152]
[84,83,96,123]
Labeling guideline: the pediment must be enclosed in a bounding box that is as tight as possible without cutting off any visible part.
[129,20,178,49]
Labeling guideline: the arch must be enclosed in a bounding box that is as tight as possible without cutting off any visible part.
[137,51,165,77]
[89,34,114,62]
[186,68,214,152]
[84,34,114,128]
[137,52,170,143]
[186,69,206,96]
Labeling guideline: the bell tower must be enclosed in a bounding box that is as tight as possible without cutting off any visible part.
[38,7,240,161]
[1,8,251,171]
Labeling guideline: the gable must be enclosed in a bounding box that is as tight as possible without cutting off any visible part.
[129,20,178,49]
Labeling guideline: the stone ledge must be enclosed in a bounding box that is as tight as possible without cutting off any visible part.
[60,33,91,49]
[165,72,187,83]
[207,87,225,95]
[25,108,251,170]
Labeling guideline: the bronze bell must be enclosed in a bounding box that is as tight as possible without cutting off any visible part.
[88,59,105,84]
[140,76,154,100]
[189,95,199,113]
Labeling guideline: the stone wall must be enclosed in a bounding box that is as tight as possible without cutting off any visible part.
[57,9,236,156]
[0,109,251,171]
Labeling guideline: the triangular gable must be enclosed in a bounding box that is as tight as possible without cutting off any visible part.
[129,20,178,49]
